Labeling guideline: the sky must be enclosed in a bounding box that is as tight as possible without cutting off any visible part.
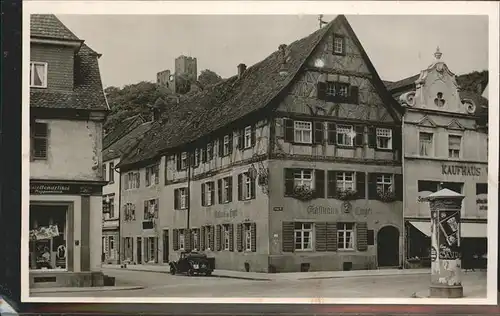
[57,14,489,89]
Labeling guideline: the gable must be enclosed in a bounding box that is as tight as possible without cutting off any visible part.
[417,115,437,128]
[447,119,465,131]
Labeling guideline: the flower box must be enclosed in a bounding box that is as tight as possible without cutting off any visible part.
[336,188,358,201]
[292,185,315,201]
[377,189,396,202]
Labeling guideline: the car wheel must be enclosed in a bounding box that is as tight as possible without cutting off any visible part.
[205,271,212,276]
[170,267,176,275]
[187,268,194,276]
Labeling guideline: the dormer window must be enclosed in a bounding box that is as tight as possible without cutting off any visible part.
[333,35,345,55]
[30,62,48,88]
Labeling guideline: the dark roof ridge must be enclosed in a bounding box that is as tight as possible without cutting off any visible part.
[31,14,81,42]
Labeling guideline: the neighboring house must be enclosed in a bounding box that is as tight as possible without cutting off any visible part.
[101,114,152,264]
[29,15,108,287]
[387,49,489,268]
[116,15,405,272]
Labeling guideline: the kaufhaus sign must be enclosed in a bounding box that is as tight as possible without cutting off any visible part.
[441,164,482,177]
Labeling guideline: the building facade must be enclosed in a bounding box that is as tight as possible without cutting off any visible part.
[118,15,406,272]
[394,50,488,268]
[29,15,108,287]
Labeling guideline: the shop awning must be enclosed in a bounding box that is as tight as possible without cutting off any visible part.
[460,223,487,238]
[409,221,431,237]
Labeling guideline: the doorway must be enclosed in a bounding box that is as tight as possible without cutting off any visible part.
[377,226,400,267]
[137,237,142,264]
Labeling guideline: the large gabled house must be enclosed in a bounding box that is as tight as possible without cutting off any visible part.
[116,15,406,272]
[29,14,109,287]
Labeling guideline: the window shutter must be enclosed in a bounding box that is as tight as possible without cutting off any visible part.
[155,165,160,184]
[174,189,179,210]
[184,229,192,252]
[229,224,234,252]
[176,153,182,171]
[218,137,224,157]
[313,121,324,144]
[284,168,295,196]
[356,222,368,251]
[315,169,325,198]
[173,229,179,251]
[227,177,233,202]
[349,86,359,104]
[143,201,148,220]
[228,133,233,154]
[210,183,215,205]
[200,226,206,251]
[282,222,295,252]
[327,170,337,198]
[136,172,140,188]
[317,82,327,100]
[251,222,257,252]
[210,226,215,250]
[356,172,366,199]
[154,199,159,218]
[326,222,338,251]
[216,225,222,251]
[217,179,223,204]
[189,152,194,167]
[237,174,243,200]
[236,224,243,252]
[394,174,403,201]
[251,125,256,147]
[250,177,256,199]
[201,183,206,206]
[393,127,401,151]
[315,222,327,251]
[368,173,378,200]
[355,125,364,147]
[284,119,294,142]
[201,147,207,163]
[238,129,244,150]
[368,127,377,148]
[327,123,337,145]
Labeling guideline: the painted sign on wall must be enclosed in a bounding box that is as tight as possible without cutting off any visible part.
[306,205,372,216]
[215,209,238,219]
[441,165,481,177]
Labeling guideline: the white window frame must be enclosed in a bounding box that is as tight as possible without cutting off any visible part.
[223,135,230,156]
[244,173,252,200]
[294,222,314,251]
[223,225,230,250]
[223,177,231,203]
[244,126,252,148]
[294,169,313,190]
[336,171,355,191]
[244,224,252,251]
[337,223,355,250]
[179,230,185,250]
[337,124,355,146]
[206,182,214,206]
[192,230,199,251]
[30,62,48,88]
[126,171,139,190]
[109,236,114,250]
[419,132,434,157]
[294,121,313,144]
[194,148,200,165]
[376,128,392,149]
[181,152,188,169]
[448,134,462,159]
[205,226,212,250]
[109,162,115,183]
[333,36,344,54]
[207,143,213,160]
[179,187,187,210]
[376,174,393,194]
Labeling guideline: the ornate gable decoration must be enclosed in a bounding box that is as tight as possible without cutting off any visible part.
[412,48,468,115]
[447,119,465,131]
[417,115,437,128]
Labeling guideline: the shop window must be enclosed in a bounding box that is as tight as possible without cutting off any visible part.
[29,205,67,271]
[439,181,463,194]
[476,183,488,195]
[376,128,392,149]
[294,222,314,251]
[109,162,115,183]
[448,135,462,158]
[337,222,355,250]
[419,132,434,156]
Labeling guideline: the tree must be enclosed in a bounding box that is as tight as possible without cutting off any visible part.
[198,69,223,87]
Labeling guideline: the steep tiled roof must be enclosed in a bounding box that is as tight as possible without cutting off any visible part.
[117,15,403,169]
[103,121,154,162]
[30,14,81,42]
[103,115,146,149]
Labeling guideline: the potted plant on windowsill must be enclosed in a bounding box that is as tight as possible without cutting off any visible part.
[336,188,358,201]
[377,189,397,202]
[292,185,315,201]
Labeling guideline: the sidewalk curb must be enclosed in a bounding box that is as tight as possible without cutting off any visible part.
[30,285,144,294]
[299,271,431,281]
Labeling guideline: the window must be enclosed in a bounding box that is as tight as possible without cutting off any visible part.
[243,223,252,251]
[439,181,463,194]
[337,124,355,146]
[123,203,136,221]
[333,35,344,54]
[448,135,462,158]
[336,172,355,190]
[143,199,159,220]
[180,152,188,170]
[174,187,188,210]
[244,126,252,148]
[103,164,107,182]
[194,148,200,166]
[476,183,488,195]
[223,135,230,156]
[244,174,251,199]
[294,121,313,144]
[376,174,393,194]
[109,236,114,250]
[192,230,199,251]
[221,176,232,203]
[125,171,140,190]
[337,223,354,250]
[367,230,374,246]
[203,181,215,206]
[32,122,48,159]
[376,128,392,149]
[294,169,313,190]
[109,162,115,183]
[30,62,48,88]
[179,230,185,250]
[294,222,313,251]
[326,82,349,98]
[419,132,433,156]
[207,143,213,160]
[205,226,213,250]
[238,172,255,201]
[223,224,230,250]
[145,164,159,187]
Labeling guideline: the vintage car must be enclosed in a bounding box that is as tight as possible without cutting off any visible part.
[169,251,215,276]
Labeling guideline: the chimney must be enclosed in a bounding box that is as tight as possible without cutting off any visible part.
[237,63,247,78]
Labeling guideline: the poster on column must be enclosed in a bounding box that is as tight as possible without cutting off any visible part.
[438,209,461,260]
